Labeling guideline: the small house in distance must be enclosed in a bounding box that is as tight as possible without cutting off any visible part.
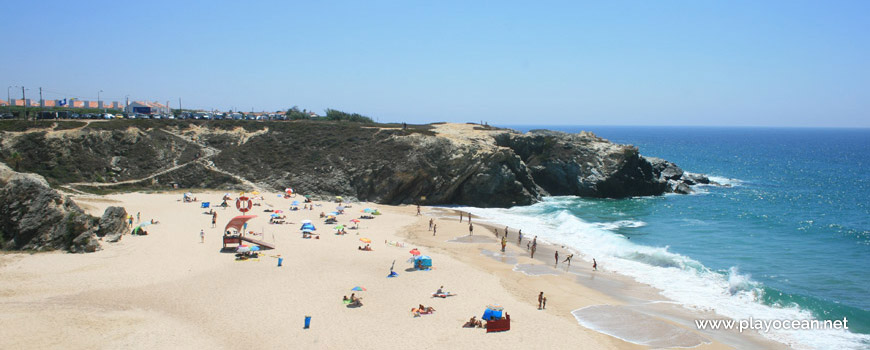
[125,101,170,115]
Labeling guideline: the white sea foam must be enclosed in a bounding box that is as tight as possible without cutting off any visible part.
[458,199,870,350]
[705,175,743,187]
[592,220,647,231]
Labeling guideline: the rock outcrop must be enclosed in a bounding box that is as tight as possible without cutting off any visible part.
[1,120,721,208]
[0,163,127,252]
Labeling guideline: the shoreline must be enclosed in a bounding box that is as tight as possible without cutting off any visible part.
[404,207,786,349]
[0,191,783,349]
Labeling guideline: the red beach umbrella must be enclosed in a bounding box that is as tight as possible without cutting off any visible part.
[409,248,421,256]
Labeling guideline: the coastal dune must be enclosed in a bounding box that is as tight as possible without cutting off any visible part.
[0,191,778,349]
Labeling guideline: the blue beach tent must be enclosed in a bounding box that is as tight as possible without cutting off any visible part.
[482,305,504,321]
[413,255,433,270]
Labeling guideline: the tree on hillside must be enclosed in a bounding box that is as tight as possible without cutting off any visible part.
[285,106,309,120]
[324,109,373,123]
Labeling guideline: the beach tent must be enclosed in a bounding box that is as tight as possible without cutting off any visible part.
[300,222,316,231]
[413,255,432,270]
[201,202,210,208]
[482,305,504,321]
[225,215,257,233]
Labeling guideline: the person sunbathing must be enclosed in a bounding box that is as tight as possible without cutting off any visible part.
[463,316,478,328]
[348,297,363,307]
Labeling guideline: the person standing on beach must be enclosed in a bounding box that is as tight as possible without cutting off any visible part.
[538,292,544,309]
[211,214,217,228]
[593,258,598,271]
[468,223,473,236]
[428,219,433,231]
[504,226,509,239]
[501,236,507,252]
[555,250,559,266]
[200,229,205,243]
[459,212,463,222]
[433,224,437,236]
[531,236,537,258]
[542,296,547,310]
[416,204,421,216]
[136,212,140,223]
[468,213,472,223]
[518,230,522,245]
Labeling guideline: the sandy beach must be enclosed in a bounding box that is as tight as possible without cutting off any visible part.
[0,191,784,349]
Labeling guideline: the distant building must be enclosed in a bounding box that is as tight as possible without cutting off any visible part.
[125,101,170,115]
[0,99,7,106]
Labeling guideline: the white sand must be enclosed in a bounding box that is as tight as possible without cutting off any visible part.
[0,191,778,349]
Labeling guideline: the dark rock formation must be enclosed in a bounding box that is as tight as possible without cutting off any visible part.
[97,206,128,243]
[0,120,723,208]
[0,163,127,252]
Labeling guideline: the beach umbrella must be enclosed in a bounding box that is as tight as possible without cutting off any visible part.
[351,286,366,291]
[334,225,345,230]
[271,213,281,218]
[237,246,251,253]
[329,212,338,216]
[350,219,360,223]
[285,188,294,195]
[363,208,372,213]
[301,219,312,224]
[336,196,343,201]
[359,238,371,244]
[409,248,421,256]
[274,210,283,213]
[292,201,300,206]
[251,191,260,195]
[336,206,345,211]
[304,195,311,198]
[302,228,313,233]
[250,246,260,251]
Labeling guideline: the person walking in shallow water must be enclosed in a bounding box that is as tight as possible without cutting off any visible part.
[501,236,507,252]
[554,250,559,266]
[459,212,463,223]
[518,229,522,245]
[538,292,544,310]
[468,223,473,236]
[592,258,598,271]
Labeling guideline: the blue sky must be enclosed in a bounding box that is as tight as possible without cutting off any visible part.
[2,1,868,127]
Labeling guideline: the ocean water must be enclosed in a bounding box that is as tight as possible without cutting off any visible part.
[468,126,870,349]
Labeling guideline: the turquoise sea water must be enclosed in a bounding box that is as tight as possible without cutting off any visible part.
[476,126,870,349]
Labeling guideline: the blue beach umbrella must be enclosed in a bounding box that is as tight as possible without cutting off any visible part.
[292,200,300,206]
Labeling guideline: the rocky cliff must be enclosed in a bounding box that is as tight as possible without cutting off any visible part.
[0,163,128,252]
[0,120,716,208]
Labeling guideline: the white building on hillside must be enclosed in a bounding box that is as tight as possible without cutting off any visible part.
[125,101,170,115]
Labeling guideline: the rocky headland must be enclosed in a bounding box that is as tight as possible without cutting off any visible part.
[0,120,718,208]
[0,163,128,252]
